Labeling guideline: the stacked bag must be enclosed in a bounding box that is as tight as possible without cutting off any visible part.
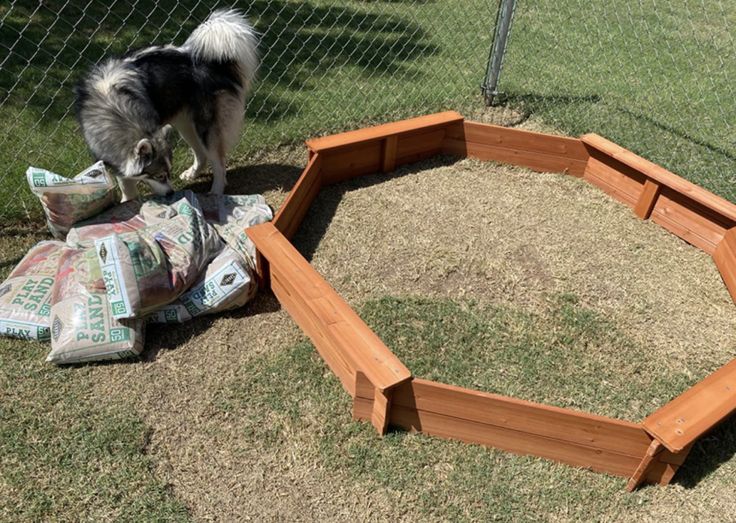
[0,164,272,364]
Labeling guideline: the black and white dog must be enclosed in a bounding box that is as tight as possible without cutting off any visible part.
[74,10,259,200]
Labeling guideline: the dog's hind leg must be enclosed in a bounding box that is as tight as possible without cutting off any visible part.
[204,93,246,195]
[172,113,208,182]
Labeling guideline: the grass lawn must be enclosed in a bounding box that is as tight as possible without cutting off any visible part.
[499,0,736,201]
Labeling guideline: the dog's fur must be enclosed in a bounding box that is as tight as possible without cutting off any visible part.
[74,10,259,200]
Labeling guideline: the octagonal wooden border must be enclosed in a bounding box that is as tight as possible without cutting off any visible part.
[246,111,736,491]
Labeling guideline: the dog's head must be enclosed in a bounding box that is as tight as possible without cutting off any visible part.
[117,127,174,196]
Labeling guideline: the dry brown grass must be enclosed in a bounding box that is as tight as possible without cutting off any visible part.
[3,143,736,521]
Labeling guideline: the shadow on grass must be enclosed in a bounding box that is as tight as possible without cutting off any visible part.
[673,416,736,488]
[291,154,460,261]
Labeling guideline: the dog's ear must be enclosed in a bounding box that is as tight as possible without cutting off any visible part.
[135,138,153,164]
[160,124,174,140]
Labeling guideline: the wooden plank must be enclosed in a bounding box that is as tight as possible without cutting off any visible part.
[273,153,322,240]
[320,140,382,185]
[388,404,642,477]
[452,122,590,162]
[583,155,644,207]
[382,135,398,173]
[271,273,355,394]
[634,179,661,220]
[372,386,393,435]
[581,134,736,223]
[650,188,728,254]
[395,128,446,164]
[354,378,651,458]
[643,358,736,452]
[714,229,736,303]
[444,138,588,176]
[626,440,663,492]
[247,223,411,392]
[306,111,464,153]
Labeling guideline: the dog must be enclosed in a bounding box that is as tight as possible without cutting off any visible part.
[74,9,259,200]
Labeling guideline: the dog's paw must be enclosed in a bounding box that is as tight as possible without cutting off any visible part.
[179,166,201,181]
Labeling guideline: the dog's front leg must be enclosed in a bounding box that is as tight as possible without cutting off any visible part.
[210,158,227,195]
[118,177,139,202]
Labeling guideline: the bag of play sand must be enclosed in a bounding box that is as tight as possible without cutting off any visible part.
[47,247,144,364]
[212,199,273,260]
[0,241,64,341]
[95,195,222,319]
[27,161,117,239]
[148,246,257,324]
[65,198,177,248]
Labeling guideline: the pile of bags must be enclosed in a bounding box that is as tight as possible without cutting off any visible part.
[0,164,272,364]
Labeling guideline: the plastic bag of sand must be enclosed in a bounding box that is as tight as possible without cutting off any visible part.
[47,246,144,364]
[27,161,117,239]
[94,195,222,319]
[0,241,64,341]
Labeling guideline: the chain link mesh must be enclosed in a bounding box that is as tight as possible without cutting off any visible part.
[491,0,736,202]
[0,1,497,225]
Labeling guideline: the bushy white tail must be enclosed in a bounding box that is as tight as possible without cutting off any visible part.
[183,9,259,89]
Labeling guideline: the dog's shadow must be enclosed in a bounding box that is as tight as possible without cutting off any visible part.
[177,161,305,197]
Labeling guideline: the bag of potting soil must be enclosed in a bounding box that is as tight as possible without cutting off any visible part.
[0,241,64,341]
[148,246,257,324]
[47,246,144,364]
[95,195,222,319]
[26,161,117,239]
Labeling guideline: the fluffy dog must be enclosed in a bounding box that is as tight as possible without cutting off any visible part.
[74,10,259,200]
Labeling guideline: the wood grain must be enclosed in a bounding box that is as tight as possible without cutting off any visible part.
[714,228,736,303]
[273,153,322,239]
[643,358,736,452]
[306,111,463,153]
[582,134,736,222]
[634,179,661,220]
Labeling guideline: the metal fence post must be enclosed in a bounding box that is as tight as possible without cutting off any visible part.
[482,0,516,106]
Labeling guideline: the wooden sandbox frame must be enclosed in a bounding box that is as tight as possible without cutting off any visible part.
[246,111,736,491]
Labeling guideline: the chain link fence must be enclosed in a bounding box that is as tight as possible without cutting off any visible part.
[0,0,497,225]
[489,0,736,202]
[5,1,731,228]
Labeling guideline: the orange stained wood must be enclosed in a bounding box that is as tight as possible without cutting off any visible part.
[247,222,412,393]
[273,153,323,239]
[634,179,661,220]
[353,375,652,458]
[626,440,663,492]
[714,228,736,303]
[582,134,736,223]
[352,375,653,478]
[306,111,464,153]
[643,358,736,452]
[443,121,589,176]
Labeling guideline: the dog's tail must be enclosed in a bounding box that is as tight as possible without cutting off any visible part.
[182,9,259,90]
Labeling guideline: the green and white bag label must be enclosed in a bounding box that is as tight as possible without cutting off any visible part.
[180,259,249,317]
[95,236,133,319]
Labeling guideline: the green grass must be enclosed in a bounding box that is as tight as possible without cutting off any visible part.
[0,0,494,223]
[498,0,736,200]
[0,338,190,522]
[215,294,706,521]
